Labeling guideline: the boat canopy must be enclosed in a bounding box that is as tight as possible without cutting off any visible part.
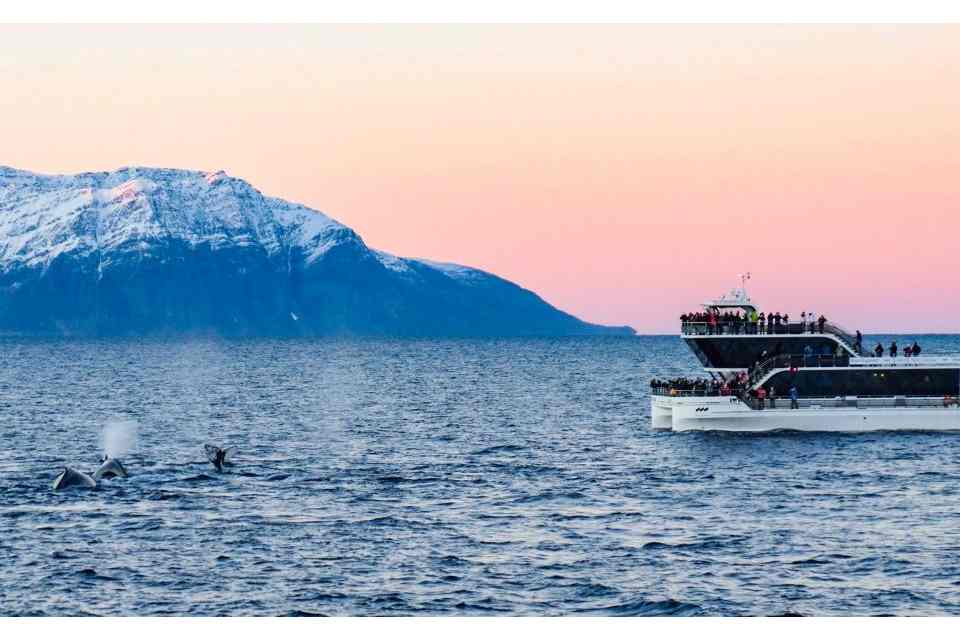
[702,286,757,315]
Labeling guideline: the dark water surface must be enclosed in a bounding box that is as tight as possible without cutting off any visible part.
[2,335,960,616]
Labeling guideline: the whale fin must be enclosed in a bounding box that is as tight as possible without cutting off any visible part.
[222,447,237,465]
[203,444,221,464]
[203,444,227,472]
[51,467,69,491]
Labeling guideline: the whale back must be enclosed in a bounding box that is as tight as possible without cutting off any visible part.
[93,457,128,481]
[52,467,97,491]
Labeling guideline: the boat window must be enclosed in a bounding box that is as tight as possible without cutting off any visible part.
[765,368,960,397]
[687,337,841,370]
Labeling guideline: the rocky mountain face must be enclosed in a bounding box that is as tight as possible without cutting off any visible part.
[0,166,634,337]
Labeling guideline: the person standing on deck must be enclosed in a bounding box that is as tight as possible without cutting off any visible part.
[890,341,898,357]
[789,385,799,409]
[875,343,884,357]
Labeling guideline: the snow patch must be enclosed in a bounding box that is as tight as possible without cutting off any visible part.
[374,250,413,273]
[415,258,488,281]
[205,170,228,185]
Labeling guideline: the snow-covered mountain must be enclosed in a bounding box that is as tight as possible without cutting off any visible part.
[0,166,634,336]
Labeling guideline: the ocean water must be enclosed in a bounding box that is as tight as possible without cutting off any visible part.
[2,335,960,616]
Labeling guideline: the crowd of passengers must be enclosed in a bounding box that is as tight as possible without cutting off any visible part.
[680,310,833,335]
[650,373,750,397]
[872,340,923,357]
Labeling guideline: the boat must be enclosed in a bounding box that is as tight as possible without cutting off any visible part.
[652,278,960,432]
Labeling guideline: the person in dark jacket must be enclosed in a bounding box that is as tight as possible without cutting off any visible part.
[818,315,826,333]
[890,341,898,357]
[875,343,884,357]
[912,341,922,357]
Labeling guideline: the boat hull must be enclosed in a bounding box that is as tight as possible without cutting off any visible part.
[653,395,960,433]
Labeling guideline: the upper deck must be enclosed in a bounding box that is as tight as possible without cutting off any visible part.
[678,280,863,369]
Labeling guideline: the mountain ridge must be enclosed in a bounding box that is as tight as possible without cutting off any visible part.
[0,166,634,337]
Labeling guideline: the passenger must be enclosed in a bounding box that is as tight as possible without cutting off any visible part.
[890,341,898,358]
[855,330,863,355]
[875,343,884,357]
[768,387,777,409]
[818,315,826,333]
[912,341,922,357]
[803,344,813,365]
[789,385,799,410]
[756,386,767,410]
[904,344,912,357]
[767,314,774,334]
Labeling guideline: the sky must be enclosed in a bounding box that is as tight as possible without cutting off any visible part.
[1,24,958,333]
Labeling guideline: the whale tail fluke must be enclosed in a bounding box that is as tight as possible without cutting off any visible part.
[203,444,234,472]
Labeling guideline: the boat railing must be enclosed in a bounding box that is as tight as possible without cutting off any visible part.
[681,321,861,353]
[651,387,742,398]
[823,321,862,355]
[748,354,852,387]
[848,356,960,367]
[680,321,810,336]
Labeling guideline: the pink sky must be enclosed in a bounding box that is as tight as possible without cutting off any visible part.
[2,24,958,333]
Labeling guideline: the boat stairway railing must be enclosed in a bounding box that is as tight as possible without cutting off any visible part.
[748,354,852,388]
[823,321,863,356]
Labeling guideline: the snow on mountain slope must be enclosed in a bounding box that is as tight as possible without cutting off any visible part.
[0,166,347,270]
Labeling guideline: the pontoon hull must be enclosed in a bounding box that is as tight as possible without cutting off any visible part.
[653,396,960,433]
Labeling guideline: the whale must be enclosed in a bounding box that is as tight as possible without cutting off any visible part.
[93,456,128,481]
[52,467,97,491]
[203,444,235,472]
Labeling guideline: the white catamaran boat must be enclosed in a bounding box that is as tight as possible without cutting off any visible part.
[652,280,960,432]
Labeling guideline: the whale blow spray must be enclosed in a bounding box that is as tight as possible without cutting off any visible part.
[101,419,139,459]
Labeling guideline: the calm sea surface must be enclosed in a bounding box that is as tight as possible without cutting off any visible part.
[2,335,960,616]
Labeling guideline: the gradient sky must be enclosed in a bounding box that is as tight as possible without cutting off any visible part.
[2,24,958,333]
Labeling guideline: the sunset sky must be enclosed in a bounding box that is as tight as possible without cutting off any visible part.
[2,24,958,333]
